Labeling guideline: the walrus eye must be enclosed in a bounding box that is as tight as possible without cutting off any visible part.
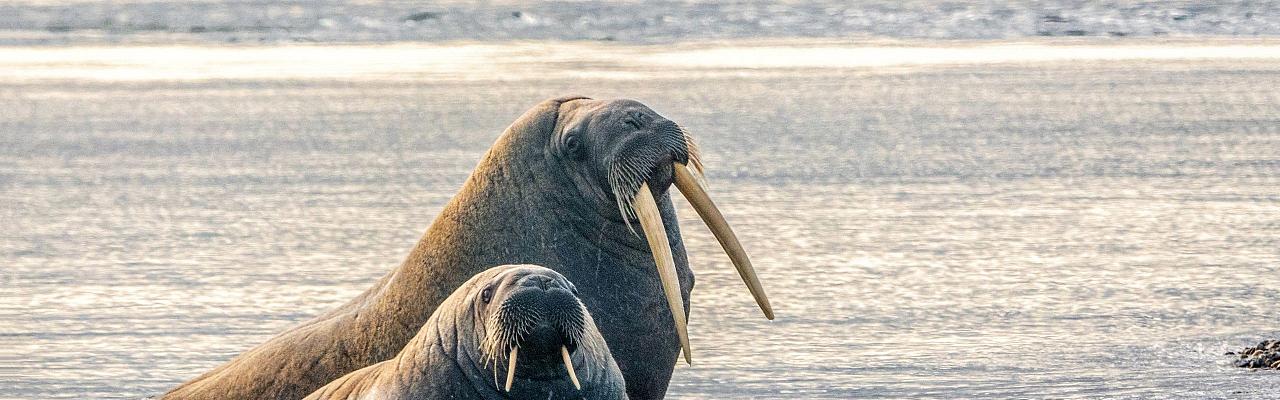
[481,287,493,303]
[564,135,581,156]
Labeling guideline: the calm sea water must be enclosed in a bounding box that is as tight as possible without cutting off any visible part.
[2,41,1280,399]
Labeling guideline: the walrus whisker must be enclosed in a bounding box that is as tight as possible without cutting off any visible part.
[676,124,703,175]
[504,346,518,392]
[632,182,692,364]
[561,346,582,390]
[672,162,774,320]
[559,305,587,346]
[609,162,639,236]
[481,299,543,378]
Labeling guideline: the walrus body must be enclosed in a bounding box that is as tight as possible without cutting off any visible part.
[305,264,626,400]
[164,96,771,400]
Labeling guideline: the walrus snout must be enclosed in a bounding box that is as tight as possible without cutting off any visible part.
[502,282,586,354]
[606,119,688,206]
[516,273,556,291]
[488,273,590,392]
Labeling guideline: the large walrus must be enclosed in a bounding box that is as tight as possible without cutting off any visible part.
[305,264,626,400]
[163,95,772,399]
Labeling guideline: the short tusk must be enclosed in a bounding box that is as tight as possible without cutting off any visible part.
[504,346,518,392]
[673,162,774,320]
[561,346,581,390]
[633,182,693,364]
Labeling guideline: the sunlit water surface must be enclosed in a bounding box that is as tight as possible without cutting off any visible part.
[2,41,1280,399]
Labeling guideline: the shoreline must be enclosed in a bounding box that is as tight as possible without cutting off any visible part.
[4,37,1280,83]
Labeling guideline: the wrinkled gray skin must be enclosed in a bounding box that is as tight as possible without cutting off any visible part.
[305,265,626,400]
[163,96,694,400]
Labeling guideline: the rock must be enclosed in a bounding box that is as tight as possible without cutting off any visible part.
[405,12,440,22]
[1231,340,1280,370]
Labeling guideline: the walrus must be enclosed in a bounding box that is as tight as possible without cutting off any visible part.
[304,264,626,400]
[163,95,772,400]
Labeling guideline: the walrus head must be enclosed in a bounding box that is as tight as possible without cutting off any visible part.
[475,265,591,393]
[551,98,774,363]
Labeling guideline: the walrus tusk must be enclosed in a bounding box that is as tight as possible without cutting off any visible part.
[504,346,518,392]
[632,182,693,364]
[561,346,581,390]
[672,162,775,320]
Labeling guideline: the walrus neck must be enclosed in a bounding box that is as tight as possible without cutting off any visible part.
[356,128,641,322]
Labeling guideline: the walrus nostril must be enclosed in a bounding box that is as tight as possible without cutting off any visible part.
[521,274,554,290]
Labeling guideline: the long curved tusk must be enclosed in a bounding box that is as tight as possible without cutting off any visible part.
[504,346,518,392]
[673,162,774,320]
[561,346,581,390]
[632,182,693,364]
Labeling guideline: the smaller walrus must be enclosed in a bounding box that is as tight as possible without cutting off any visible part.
[305,264,626,400]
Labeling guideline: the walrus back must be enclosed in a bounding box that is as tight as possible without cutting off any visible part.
[162,316,367,399]
[301,360,391,400]
[161,272,413,400]
[302,272,477,400]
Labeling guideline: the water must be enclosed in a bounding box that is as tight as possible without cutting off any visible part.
[5,0,1280,45]
[3,40,1280,399]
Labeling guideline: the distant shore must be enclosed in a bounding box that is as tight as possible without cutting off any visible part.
[3,37,1280,83]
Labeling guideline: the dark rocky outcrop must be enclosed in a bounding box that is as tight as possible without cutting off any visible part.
[1228,340,1280,369]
